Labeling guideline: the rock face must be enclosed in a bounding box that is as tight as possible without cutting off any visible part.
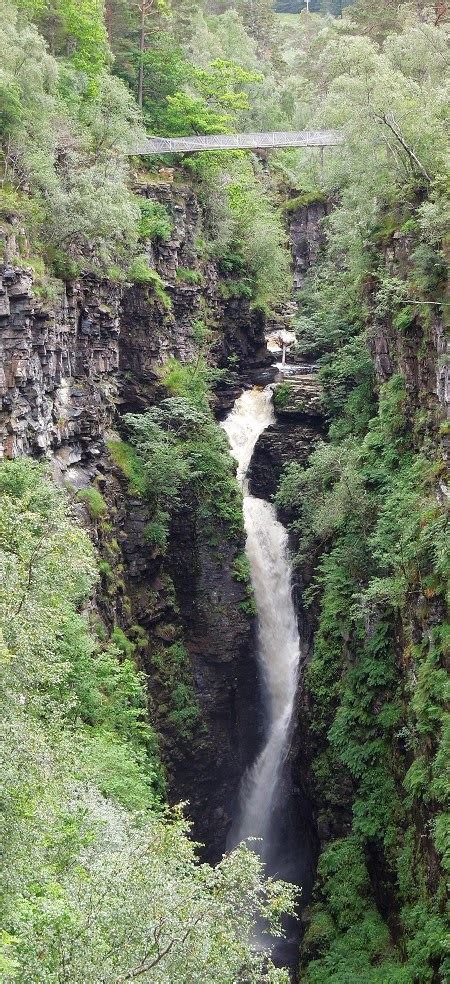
[167,514,262,856]
[283,214,449,966]
[367,233,449,425]
[249,373,324,500]
[0,180,269,859]
[249,420,321,500]
[0,181,270,462]
[0,268,121,463]
[288,199,329,290]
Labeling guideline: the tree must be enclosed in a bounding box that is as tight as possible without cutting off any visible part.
[207,0,278,54]
[138,1,152,106]
[137,0,170,106]
[16,0,111,90]
[0,457,296,982]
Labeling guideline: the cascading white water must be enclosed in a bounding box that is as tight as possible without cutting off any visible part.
[222,387,301,854]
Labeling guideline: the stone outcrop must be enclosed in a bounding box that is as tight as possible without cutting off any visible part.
[0,267,121,464]
[86,463,261,860]
[288,199,329,290]
[0,181,269,461]
[249,373,324,500]
[249,420,321,501]
[367,233,449,428]
[273,373,324,419]
[167,511,262,857]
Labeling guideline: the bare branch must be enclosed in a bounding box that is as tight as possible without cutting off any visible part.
[115,915,203,982]
[376,112,432,184]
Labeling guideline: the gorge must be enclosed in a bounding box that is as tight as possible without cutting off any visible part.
[0,3,448,984]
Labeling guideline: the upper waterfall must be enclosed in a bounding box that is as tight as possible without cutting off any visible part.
[222,387,301,856]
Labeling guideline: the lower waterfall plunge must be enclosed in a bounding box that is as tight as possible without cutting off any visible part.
[222,386,301,860]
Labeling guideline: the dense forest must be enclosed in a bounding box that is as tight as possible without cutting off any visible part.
[0,1,448,982]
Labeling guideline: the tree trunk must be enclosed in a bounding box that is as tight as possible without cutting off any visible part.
[138,0,154,109]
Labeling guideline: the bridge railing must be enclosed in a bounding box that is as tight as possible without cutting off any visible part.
[134,130,343,155]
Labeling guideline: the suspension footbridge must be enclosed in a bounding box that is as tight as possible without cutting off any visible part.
[135,130,342,154]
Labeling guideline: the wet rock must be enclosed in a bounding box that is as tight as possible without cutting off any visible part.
[249,421,322,500]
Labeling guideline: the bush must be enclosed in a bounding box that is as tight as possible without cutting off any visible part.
[273,382,294,410]
[152,639,201,741]
[123,372,244,548]
[0,7,143,276]
[138,199,173,243]
[282,190,328,213]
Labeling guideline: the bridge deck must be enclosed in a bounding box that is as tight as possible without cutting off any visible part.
[135,130,342,154]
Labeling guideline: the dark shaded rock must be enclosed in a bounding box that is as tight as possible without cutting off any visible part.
[288,201,330,290]
[249,421,322,501]
[0,268,121,459]
[167,509,263,858]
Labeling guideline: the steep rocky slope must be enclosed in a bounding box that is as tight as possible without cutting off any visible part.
[0,179,272,857]
[280,206,449,982]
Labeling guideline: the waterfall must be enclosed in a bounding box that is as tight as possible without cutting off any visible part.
[222,387,301,857]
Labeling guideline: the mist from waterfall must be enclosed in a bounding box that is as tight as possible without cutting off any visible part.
[222,387,301,858]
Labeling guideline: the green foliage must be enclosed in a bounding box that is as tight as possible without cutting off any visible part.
[273,382,294,411]
[3,1,448,977]
[277,127,448,979]
[18,0,110,90]
[4,0,294,311]
[107,438,147,496]
[224,174,292,312]
[232,553,257,616]
[218,278,253,300]
[160,355,220,408]
[127,257,172,308]
[111,626,136,658]
[76,485,107,520]
[138,199,174,243]
[319,336,376,435]
[176,266,204,284]
[282,190,328,213]
[121,364,244,550]
[0,456,295,983]
[393,305,416,333]
[1,2,143,276]
[152,640,201,740]
[288,385,447,978]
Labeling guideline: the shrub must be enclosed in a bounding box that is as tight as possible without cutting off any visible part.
[124,378,244,548]
[233,553,257,616]
[127,257,172,308]
[282,190,328,213]
[76,486,107,520]
[273,382,294,410]
[138,199,173,242]
[152,640,201,740]
[107,438,147,496]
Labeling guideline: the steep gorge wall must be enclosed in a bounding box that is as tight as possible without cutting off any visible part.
[0,179,270,857]
[282,205,449,979]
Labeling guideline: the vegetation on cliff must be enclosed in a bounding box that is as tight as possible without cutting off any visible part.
[274,4,448,978]
[0,0,448,981]
[0,458,295,981]
[0,0,292,311]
